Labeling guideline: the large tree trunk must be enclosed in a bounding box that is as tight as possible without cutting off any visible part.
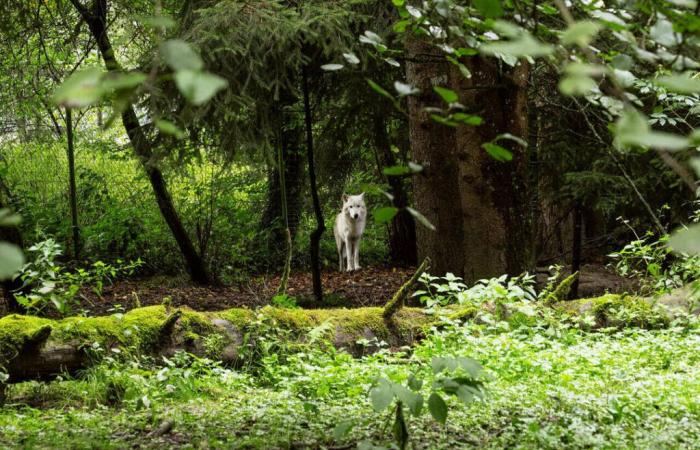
[70,0,210,284]
[406,41,534,281]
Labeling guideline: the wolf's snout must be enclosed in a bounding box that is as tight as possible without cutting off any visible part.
[352,213,359,219]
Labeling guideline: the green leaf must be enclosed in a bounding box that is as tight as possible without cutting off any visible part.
[321,64,344,71]
[457,356,484,378]
[135,15,176,29]
[342,53,360,65]
[668,224,700,255]
[481,23,553,58]
[393,385,423,416]
[430,114,458,127]
[370,382,394,412]
[406,207,436,231]
[561,21,602,47]
[0,242,24,280]
[161,39,203,72]
[174,70,228,105]
[433,86,458,103]
[332,421,354,441]
[407,374,423,391]
[428,393,448,424]
[453,113,483,125]
[558,75,598,96]
[366,79,395,102]
[482,143,513,162]
[155,119,185,139]
[615,108,689,150]
[100,72,148,92]
[656,74,700,94]
[374,207,399,224]
[473,0,503,18]
[383,166,411,176]
[52,68,104,108]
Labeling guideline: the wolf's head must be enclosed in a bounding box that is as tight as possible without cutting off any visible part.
[342,193,366,221]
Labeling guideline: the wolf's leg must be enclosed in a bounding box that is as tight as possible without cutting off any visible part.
[338,242,345,271]
[354,237,361,270]
[345,238,354,271]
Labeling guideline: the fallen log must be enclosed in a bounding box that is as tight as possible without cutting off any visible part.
[1,286,696,385]
[0,305,438,384]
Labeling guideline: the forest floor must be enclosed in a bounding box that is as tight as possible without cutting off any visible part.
[67,263,635,317]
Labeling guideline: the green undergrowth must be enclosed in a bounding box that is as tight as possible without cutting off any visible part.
[1,305,699,449]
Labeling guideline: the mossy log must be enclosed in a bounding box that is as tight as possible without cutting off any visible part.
[0,305,436,384]
[1,286,697,385]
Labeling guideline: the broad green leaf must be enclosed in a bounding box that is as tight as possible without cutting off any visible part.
[394,81,419,96]
[446,56,472,79]
[155,119,185,139]
[370,383,394,411]
[359,30,383,46]
[481,23,553,58]
[100,72,148,92]
[161,39,203,72]
[428,393,448,424]
[321,64,344,71]
[561,21,602,47]
[615,108,689,150]
[558,75,598,96]
[611,54,634,71]
[668,224,700,255]
[407,207,436,231]
[52,68,104,107]
[457,356,484,378]
[407,374,423,391]
[408,161,423,172]
[374,206,399,224]
[0,242,24,280]
[482,143,513,162]
[174,70,228,105]
[332,421,354,440]
[473,0,503,18]
[393,19,411,33]
[430,114,458,127]
[433,86,458,103]
[456,385,475,405]
[656,74,700,94]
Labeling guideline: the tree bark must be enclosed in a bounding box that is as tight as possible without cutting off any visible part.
[70,0,210,284]
[570,201,583,299]
[406,40,534,282]
[0,187,25,314]
[302,66,324,302]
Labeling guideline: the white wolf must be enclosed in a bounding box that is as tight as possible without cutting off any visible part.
[334,193,367,272]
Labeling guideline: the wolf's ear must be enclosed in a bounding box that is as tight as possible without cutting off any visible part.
[342,194,349,203]
[359,192,365,199]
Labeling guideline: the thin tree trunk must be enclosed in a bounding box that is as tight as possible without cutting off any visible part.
[65,107,80,259]
[0,185,24,314]
[570,201,583,299]
[373,114,416,266]
[70,0,210,284]
[302,66,324,303]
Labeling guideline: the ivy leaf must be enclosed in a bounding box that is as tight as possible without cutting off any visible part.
[656,74,700,94]
[561,21,602,47]
[406,207,436,231]
[428,393,448,424]
[161,39,203,72]
[482,143,513,162]
[433,86,458,103]
[668,224,700,255]
[174,70,228,105]
[374,207,399,224]
[0,242,24,280]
